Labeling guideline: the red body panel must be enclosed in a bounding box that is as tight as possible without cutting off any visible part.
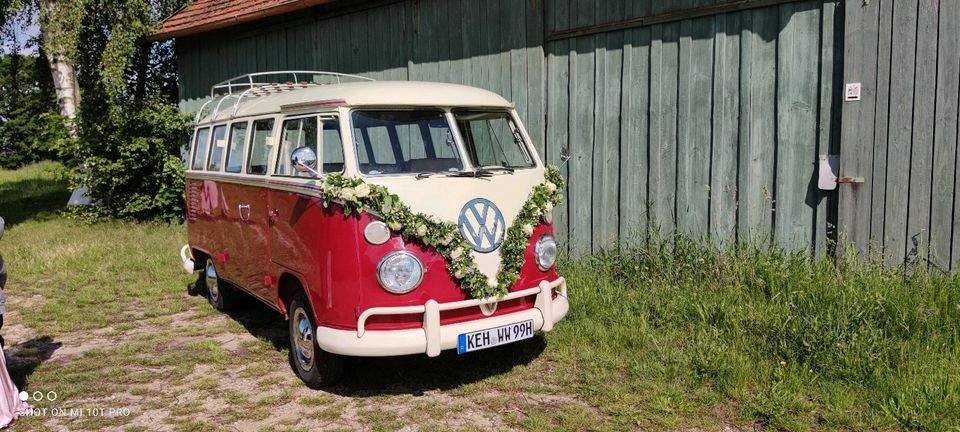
[186,179,559,331]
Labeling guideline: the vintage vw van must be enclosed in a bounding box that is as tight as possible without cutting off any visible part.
[180,71,569,387]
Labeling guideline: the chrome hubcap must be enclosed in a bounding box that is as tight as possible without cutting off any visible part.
[205,261,220,303]
[292,307,315,371]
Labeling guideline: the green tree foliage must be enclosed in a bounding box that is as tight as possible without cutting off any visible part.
[53,0,191,222]
[0,52,65,168]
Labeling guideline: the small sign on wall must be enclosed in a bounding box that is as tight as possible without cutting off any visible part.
[845,83,862,101]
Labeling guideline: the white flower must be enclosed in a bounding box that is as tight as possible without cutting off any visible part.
[488,276,498,288]
[340,187,355,200]
[355,183,371,198]
[544,202,554,212]
[454,269,466,279]
[545,181,557,192]
[522,224,534,236]
[441,233,454,245]
[531,206,542,217]
[450,248,464,260]
[388,221,402,231]
[416,224,428,237]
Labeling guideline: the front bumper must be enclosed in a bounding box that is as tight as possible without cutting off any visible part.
[316,277,569,357]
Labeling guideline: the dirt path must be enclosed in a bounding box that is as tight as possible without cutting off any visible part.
[4,291,601,431]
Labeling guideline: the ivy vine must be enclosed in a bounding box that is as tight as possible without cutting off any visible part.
[320,166,565,299]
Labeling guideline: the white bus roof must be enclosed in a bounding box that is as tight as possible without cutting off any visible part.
[196,81,514,124]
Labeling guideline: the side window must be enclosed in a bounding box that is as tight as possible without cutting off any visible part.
[276,117,318,177]
[190,128,210,170]
[206,125,227,171]
[246,119,275,175]
[225,122,248,173]
[321,118,344,174]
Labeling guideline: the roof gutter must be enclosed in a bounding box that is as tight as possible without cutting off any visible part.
[146,0,338,42]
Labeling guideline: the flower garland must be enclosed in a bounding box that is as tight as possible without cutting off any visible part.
[319,166,565,299]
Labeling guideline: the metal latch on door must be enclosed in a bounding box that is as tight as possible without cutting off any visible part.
[818,155,864,191]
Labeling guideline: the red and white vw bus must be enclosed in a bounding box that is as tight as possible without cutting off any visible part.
[180,71,569,387]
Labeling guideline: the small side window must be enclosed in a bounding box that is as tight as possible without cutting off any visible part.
[225,122,248,173]
[246,119,275,175]
[190,128,210,170]
[321,118,344,174]
[276,117,318,177]
[206,125,227,171]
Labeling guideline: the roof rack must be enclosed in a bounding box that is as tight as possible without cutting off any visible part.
[195,70,374,124]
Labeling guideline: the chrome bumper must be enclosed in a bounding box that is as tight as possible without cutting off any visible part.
[315,277,569,357]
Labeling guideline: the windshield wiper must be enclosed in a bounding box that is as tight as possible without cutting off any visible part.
[445,170,494,178]
[477,166,515,174]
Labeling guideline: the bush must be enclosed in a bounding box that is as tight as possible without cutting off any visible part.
[57,98,190,222]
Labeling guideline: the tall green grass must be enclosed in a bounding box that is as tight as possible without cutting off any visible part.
[553,237,960,431]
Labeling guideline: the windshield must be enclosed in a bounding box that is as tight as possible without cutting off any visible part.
[352,110,463,175]
[453,110,534,169]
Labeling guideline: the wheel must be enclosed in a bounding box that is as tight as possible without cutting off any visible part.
[288,291,344,388]
[204,258,235,311]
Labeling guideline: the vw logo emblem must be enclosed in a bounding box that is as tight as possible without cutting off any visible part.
[458,198,505,253]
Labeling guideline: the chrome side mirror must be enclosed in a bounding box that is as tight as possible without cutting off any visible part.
[560,146,571,163]
[0,215,4,240]
[291,147,318,175]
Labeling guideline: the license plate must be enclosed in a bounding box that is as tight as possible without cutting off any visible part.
[457,319,534,354]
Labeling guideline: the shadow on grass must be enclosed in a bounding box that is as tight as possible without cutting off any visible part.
[0,177,71,227]
[6,336,62,390]
[188,275,546,396]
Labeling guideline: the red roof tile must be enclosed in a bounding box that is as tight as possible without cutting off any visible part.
[149,0,339,41]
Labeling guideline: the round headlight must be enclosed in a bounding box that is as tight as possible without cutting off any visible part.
[535,234,558,271]
[377,251,424,294]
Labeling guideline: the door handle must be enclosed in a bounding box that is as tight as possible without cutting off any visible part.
[238,204,251,221]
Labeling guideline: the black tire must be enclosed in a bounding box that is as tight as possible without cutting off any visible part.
[288,291,344,388]
[204,258,236,311]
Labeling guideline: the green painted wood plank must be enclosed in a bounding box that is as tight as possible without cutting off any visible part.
[436,0,454,83]
[710,10,740,247]
[363,9,382,79]
[568,43,596,253]
[525,0,546,157]
[618,0,651,245]
[497,0,511,97]
[592,10,623,250]
[545,2,571,248]
[348,12,367,74]
[870,0,894,251]
[508,0,527,121]
[774,2,819,251]
[935,0,960,268]
[391,2,409,80]
[676,11,713,240]
[648,20,679,238]
[737,7,778,244]
[815,0,842,258]
[443,0,465,84]
[883,0,918,266]
[907,0,939,265]
[563,0,597,253]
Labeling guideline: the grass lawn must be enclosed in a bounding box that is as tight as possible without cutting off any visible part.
[1,162,958,431]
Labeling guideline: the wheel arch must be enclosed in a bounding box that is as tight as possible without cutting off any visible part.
[277,272,311,320]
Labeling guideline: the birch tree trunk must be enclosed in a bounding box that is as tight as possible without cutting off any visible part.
[38,0,81,136]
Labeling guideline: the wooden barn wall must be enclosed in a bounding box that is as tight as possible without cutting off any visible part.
[176,0,844,254]
[840,0,960,269]
[544,0,842,253]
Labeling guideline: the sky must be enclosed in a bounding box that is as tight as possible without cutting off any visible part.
[3,13,40,56]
